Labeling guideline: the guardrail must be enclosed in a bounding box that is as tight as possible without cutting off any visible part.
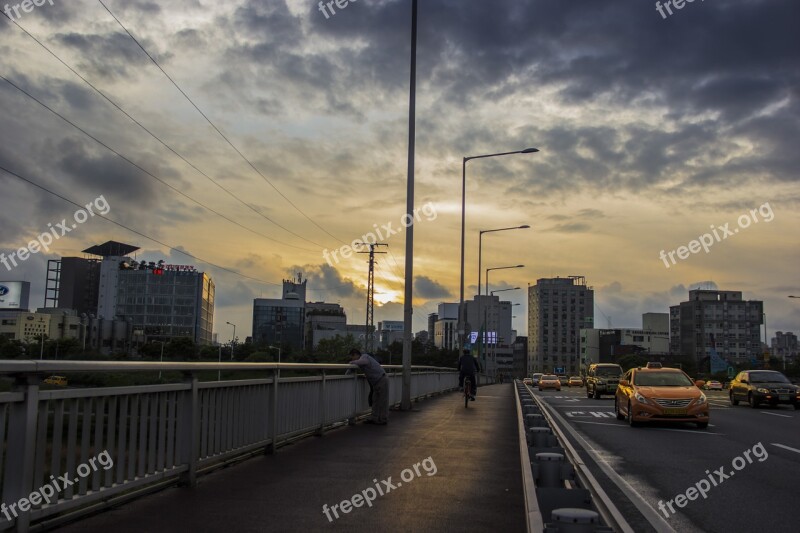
[0,361,459,532]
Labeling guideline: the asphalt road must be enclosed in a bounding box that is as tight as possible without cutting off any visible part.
[532,385,799,533]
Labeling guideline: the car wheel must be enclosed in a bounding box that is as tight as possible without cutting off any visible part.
[730,392,739,406]
[615,398,624,420]
[627,401,639,427]
[748,393,759,409]
[696,422,708,429]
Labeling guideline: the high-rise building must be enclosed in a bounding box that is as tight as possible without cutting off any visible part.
[528,276,594,375]
[252,276,307,352]
[433,303,459,351]
[378,320,404,349]
[771,331,798,365]
[581,313,670,370]
[669,289,763,367]
[45,258,100,315]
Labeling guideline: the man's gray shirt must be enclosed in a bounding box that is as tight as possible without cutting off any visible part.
[351,353,386,385]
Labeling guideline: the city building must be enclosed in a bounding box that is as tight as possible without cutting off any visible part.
[252,277,306,352]
[304,302,347,351]
[427,312,437,346]
[670,289,763,367]
[378,320,404,349]
[0,281,30,310]
[581,313,670,370]
[512,336,528,379]
[528,276,594,375]
[45,258,100,315]
[771,331,798,366]
[0,310,49,342]
[464,295,515,378]
[433,303,458,351]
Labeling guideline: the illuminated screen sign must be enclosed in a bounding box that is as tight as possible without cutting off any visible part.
[469,331,497,344]
[0,281,29,309]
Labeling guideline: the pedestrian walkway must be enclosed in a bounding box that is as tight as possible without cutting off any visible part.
[59,384,526,532]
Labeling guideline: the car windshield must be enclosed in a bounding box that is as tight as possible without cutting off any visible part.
[633,372,693,387]
[749,372,790,384]
[596,367,621,377]
[542,375,557,380]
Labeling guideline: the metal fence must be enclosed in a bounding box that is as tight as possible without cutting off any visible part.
[0,361,459,532]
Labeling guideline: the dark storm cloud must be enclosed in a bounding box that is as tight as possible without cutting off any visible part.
[53,31,166,81]
[414,275,450,299]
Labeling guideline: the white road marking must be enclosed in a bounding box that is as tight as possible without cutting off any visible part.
[771,443,800,455]
[760,411,793,418]
[572,420,623,427]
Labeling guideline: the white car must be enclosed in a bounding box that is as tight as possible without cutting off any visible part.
[704,380,723,391]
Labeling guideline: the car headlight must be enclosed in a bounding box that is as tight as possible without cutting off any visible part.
[634,392,650,405]
[756,388,770,394]
[696,393,707,405]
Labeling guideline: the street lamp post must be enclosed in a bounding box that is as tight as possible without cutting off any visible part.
[226,321,236,361]
[478,226,530,297]
[269,345,282,365]
[458,148,539,352]
[158,341,165,380]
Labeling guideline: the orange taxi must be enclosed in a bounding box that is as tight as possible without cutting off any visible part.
[615,367,709,429]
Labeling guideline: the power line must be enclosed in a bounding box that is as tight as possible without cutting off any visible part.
[97,0,346,246]
[1,14,330,250]
[0,163,281,286]
[0,74,319,254]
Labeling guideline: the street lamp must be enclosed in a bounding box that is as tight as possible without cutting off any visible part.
[490,287,521,296]
[158,341,165,380]
[479,226,530,297]
[269,345,282,365]
[458,148,539,351]
[226,321,236,361]
[486,265,524,296]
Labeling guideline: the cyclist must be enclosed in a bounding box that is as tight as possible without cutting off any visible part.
[457,349,481,401]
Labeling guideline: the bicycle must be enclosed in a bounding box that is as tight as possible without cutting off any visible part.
[463,376,472,408]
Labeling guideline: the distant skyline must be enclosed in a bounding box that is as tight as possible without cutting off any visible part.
[1,0,798,344]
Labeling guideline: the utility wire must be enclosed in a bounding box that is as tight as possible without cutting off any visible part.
[0,163,282,286]
[0,74,319,254]
[97,0,346,246]
[1,14,329,250]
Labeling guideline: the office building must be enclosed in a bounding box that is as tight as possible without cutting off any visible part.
[252,276,307,352]
[0,310,49,342]
[670,289,763,366]
[771,331,797,365]
[378,320,404,349]
[581,313,670,369]
[305,302,347,351]
[528,276,594,375]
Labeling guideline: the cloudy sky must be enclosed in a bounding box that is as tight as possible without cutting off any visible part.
[1,0,798,344]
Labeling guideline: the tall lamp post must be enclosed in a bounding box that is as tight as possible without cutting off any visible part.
[226,321,236,361]
[269,345,282,365]
[458,148,539,352]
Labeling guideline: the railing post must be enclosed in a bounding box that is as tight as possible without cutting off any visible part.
[316,370,326,436]
[177,372,199,487]
[267,368,279,453]
[2,374,39,533]
[348,369,358,425]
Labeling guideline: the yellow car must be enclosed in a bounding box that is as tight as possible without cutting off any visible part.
[615,367,709,429]
[538,375,561,391]
[568,376,584,387]
[43,375,68,386]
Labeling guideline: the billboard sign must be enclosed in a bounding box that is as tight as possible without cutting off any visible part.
[0,281,30,310]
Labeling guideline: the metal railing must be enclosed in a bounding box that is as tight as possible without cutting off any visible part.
[0,361,458,532]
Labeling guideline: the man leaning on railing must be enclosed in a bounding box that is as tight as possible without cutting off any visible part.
[349,348,389,425]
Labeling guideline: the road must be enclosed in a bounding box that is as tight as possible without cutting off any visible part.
[531,385,799,533]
